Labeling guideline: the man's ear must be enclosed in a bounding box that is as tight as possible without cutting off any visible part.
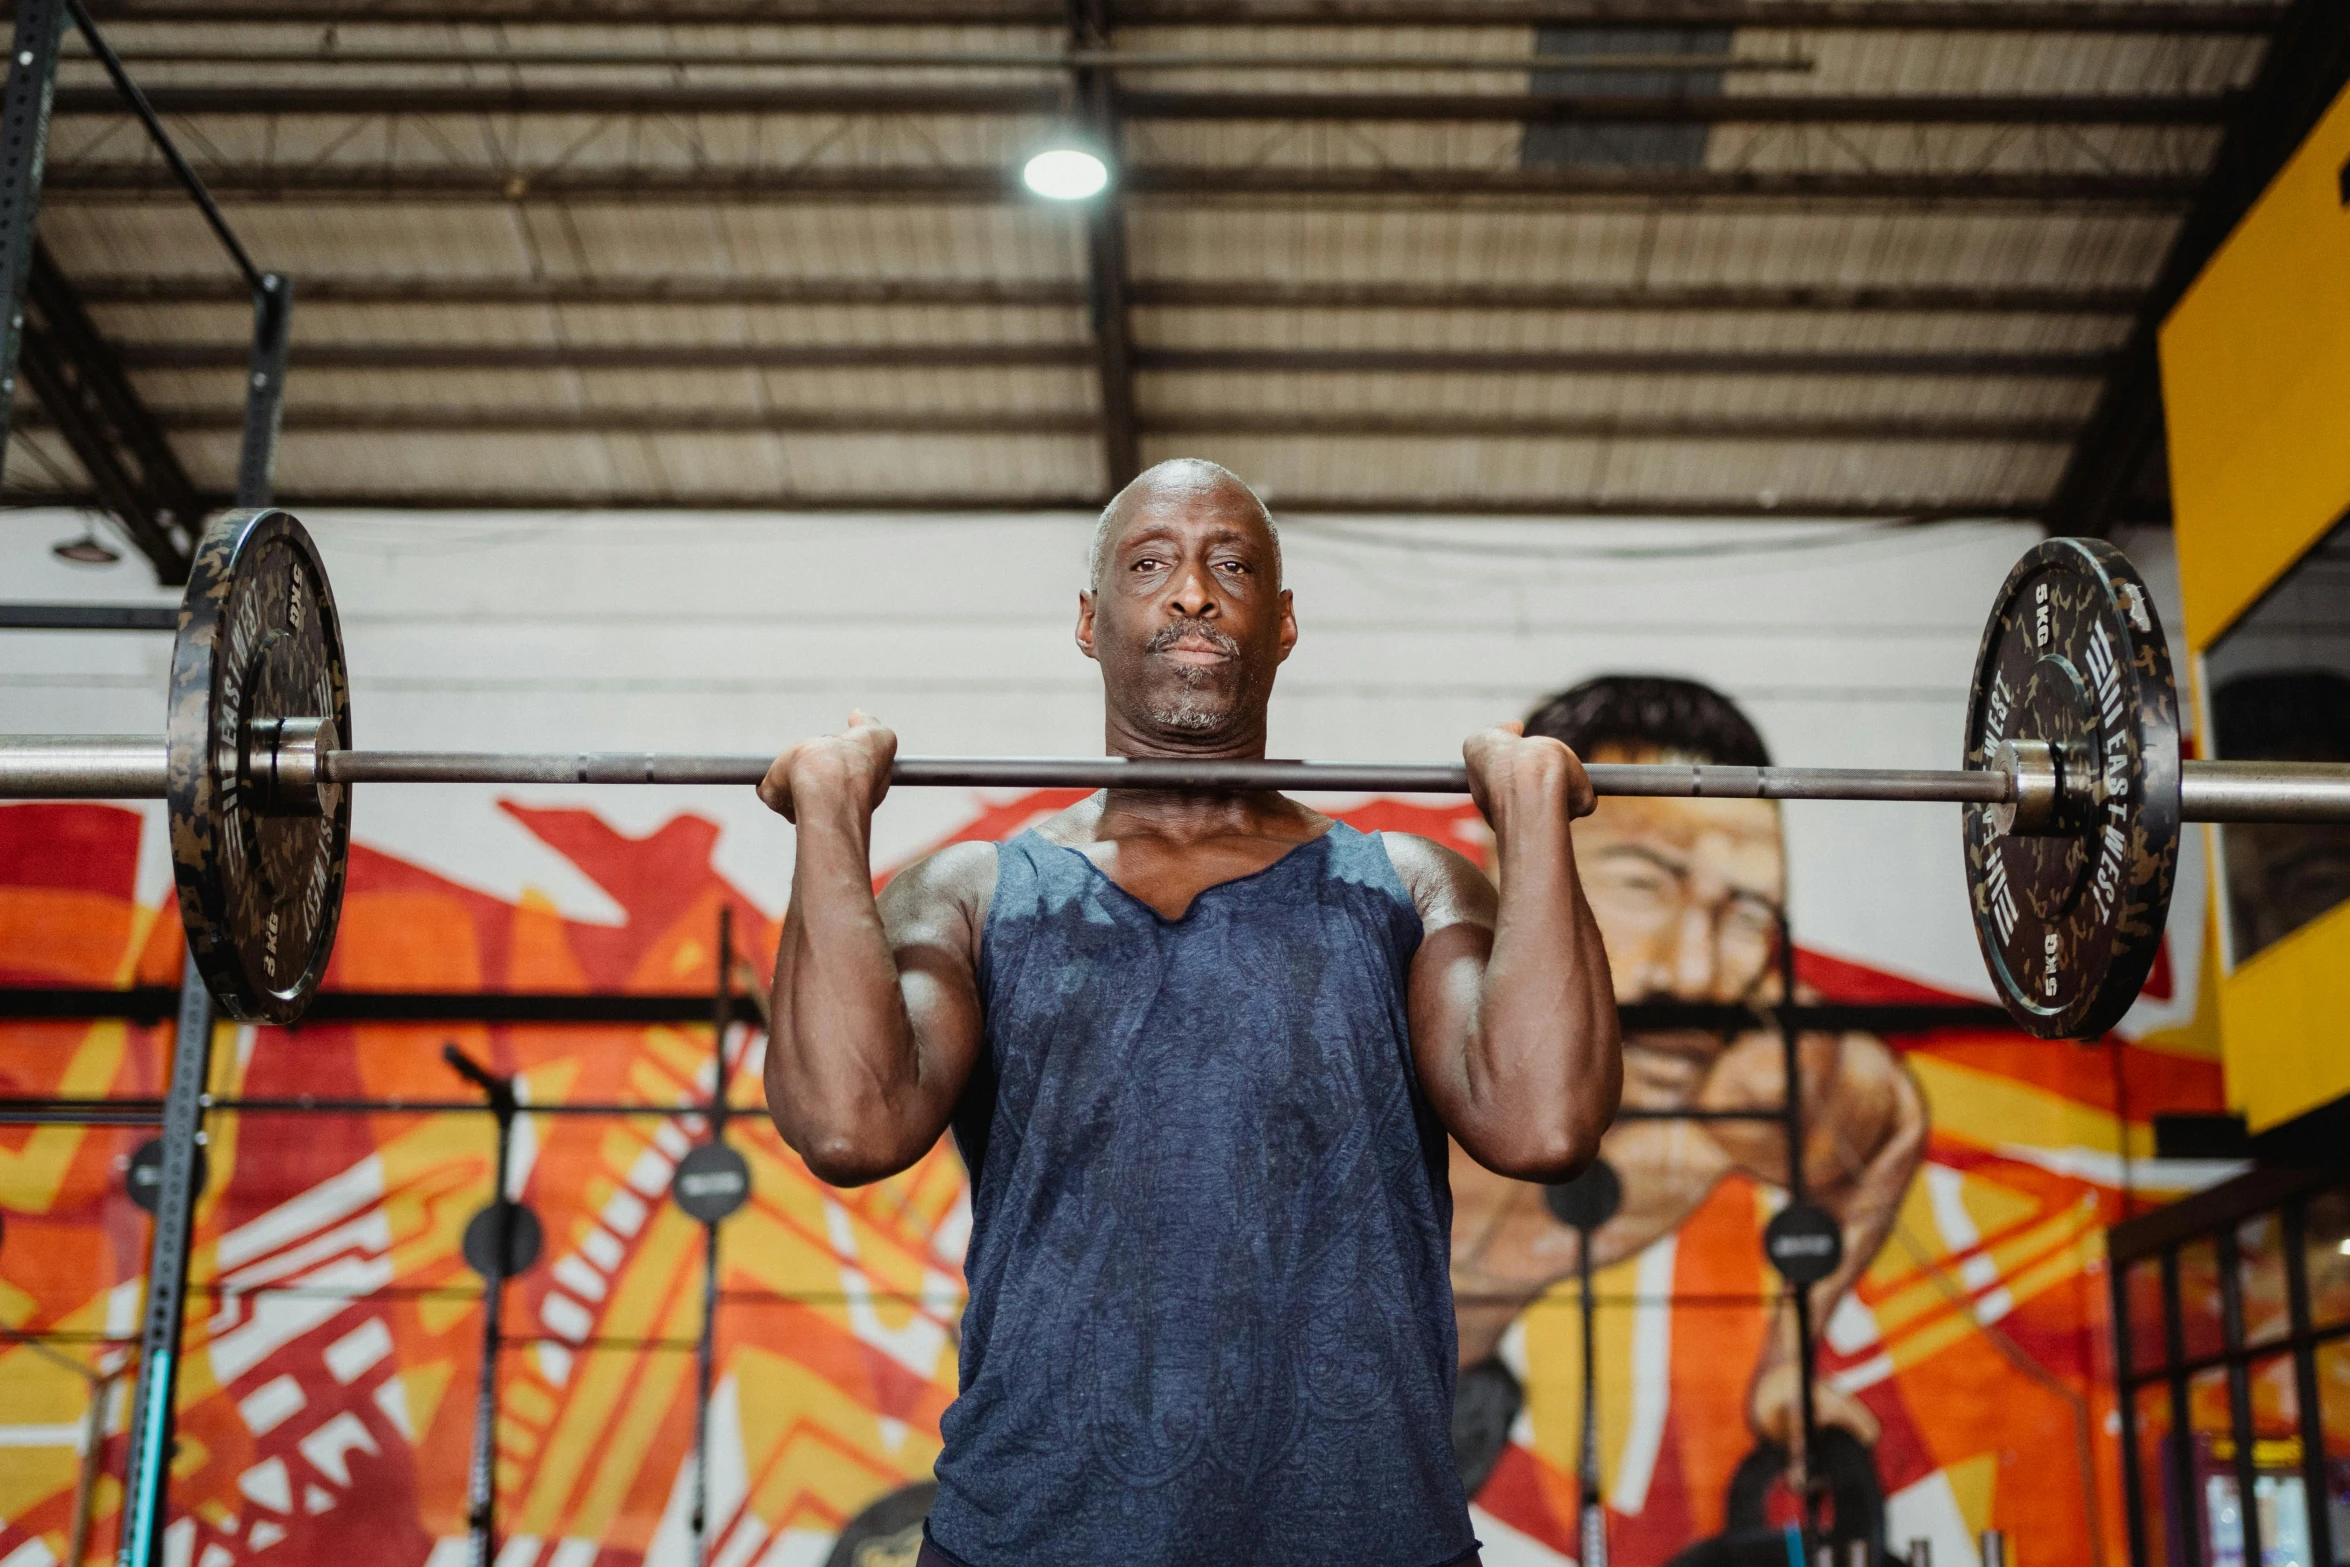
[1274,587,1298,664]
[1075,589,1098,662]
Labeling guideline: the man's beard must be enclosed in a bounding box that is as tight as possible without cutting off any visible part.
[1142,618,1243,733]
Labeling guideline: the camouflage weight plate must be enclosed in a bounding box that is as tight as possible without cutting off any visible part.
[1962,538,2179,1039]
[167,510,352,1023]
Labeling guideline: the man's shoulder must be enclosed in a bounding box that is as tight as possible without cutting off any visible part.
[1374,831,1495,927]
[879,839,1001,938]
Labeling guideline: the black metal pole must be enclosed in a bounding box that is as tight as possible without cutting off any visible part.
[1777,911,1823,1555]
[445,1046,519,1567]
[235,272,291,508]
[117,957,214,1567]
[0,0,67,476]
[690,907,733,1567]
[1576,1226,1607,1567]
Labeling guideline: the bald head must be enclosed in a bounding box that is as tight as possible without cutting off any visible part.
[1087,458,1281,592]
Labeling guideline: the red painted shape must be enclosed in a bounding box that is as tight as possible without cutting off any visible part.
[0,801,141,895]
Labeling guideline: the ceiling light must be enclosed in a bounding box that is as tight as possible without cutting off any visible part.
[1023,146,1110,201]
[52,527,121,566]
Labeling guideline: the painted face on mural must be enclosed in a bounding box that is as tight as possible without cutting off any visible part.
[1574,742,1786,1088]
[1076,460,1296,750]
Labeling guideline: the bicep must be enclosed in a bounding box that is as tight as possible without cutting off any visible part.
[1392,835,1499,1099]
[877,844,993,1102]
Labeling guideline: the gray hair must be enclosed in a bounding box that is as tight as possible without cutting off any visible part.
[1085,458,1281,589]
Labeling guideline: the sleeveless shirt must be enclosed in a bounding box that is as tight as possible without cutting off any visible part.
[926,822,1476,1567]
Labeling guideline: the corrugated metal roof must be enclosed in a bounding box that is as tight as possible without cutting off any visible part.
[6,0,2292,523]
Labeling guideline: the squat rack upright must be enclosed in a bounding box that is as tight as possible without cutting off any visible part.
[0,7,291,1564]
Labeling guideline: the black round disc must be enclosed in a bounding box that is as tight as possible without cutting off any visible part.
[673,1140,753,1223]
[1962,538,2179,1039]
[1543,1157,1623,1232]
[1763,1201,1843,1285]
[126,1137,209,1215]
[167,509,352,1024]
[461,1201,544,1279]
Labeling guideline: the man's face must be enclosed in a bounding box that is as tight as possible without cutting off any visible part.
[1573,743,1787,1007]
[1076,480,1295,747]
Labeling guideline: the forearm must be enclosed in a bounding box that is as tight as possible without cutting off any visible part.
[1465,778,1621,1174]
[767,793,926,1181]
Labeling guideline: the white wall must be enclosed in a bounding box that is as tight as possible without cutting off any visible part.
[0,506,2201,1021]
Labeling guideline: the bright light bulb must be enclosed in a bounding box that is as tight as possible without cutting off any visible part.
[1023,147,1109,201]
[2338,1237,2350,1256]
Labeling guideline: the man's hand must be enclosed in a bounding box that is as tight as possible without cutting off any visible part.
[1462,720,1599,831]
[759,710,897,824]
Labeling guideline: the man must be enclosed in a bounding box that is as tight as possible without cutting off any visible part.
[1449,677,1927,1488]
[758,459,1623,1567]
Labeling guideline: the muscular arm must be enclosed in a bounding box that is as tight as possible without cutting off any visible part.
[1393,736,1622,1181]
[760,724,992,1186]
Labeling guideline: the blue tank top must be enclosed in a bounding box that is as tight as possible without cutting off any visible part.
[927,822,1475,1567]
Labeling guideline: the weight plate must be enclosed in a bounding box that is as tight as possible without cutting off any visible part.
[1962,538,2179,1039]
[167,510,352,1024]
[673,1140,753,1223]
[461,1201,544,1279]
[1763,1201,1843,1286]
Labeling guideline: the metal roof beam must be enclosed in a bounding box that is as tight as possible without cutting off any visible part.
[67,276,2147,314]
[2043,0,2350,537]
[72,2,2287,34]
[43,164,2198,204]
[14,405,2083,441]
[48,86,2237,123]
[1072,0,1139,494]
[15,241,198,581]
[109,341,2114,376]
[1,481,2081,520]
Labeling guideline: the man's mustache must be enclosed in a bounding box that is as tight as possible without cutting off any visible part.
[1145,618,1242,658]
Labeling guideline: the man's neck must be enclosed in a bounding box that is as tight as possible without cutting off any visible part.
[1091,708,1311,844]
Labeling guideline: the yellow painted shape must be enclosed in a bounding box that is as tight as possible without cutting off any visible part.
[508,1378,558,1431]
[1868,1195,2100,1350]
[2162,79,2350,644]
[1873,1203,2100,1377]
[1902,1055,2131,1163]
[1945,1452,1999,1539]
[0,1021,129,1210]
[0,1278,33,1329]
[401,1359,457,1447]
[732,1345,942,1524]
[2216,897,2350,1131]
[1518,1252,1646,1497]
[511,1205,701,1537]
[2138,912,2226,1062]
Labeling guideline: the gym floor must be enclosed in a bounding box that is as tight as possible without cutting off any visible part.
[2,8,2348,1567]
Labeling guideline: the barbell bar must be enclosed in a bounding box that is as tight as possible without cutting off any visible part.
[4,508,2343,1040]
[6,734,2349,820]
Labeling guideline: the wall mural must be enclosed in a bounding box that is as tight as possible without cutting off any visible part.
[0,772,2227,1567]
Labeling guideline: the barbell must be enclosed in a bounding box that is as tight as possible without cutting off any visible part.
[6,509,2350,1036]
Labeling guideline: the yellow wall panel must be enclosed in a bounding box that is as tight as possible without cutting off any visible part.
[2217,896,2350,1131]
[2161,79,2350,648]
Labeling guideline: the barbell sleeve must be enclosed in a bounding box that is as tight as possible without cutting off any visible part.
[8,734,2350,821]
[1,736,170,798]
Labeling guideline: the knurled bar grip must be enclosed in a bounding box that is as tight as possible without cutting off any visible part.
[9,734,2350,821]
